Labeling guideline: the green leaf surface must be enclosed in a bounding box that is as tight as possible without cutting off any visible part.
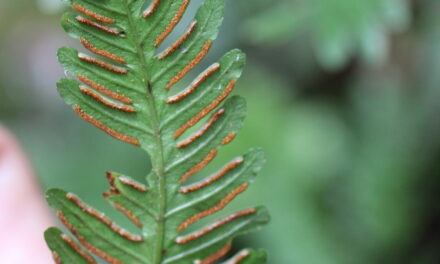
[45,0,268,263]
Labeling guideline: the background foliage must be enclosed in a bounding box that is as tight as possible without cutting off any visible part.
[1,0,440,263]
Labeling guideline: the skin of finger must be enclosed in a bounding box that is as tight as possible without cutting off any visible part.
[0,125,55,263]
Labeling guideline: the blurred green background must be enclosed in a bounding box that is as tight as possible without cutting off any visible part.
[2,0,440,263]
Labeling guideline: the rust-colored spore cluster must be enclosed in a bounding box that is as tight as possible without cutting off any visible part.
[177,108,225,149]
[221,132,236,145]
[143,0,162,18]
[179,156,243,194]
[78,54,128,74]
[176,208,256,244]
[159,20,198,60]
[155,0,190,46]
[72,3,115,24]
[178,182,249,231]
[174,79,236,138]
[60,234,97,263]
[119,176,148,192]
[73,105,140,146]
[198,242,232,264]
[102,173,144,227]
[79,87,136,113]
[80,38,126,64]
[66,193,143,242]
[77,74,133,105]
[113,202,143,228]
[166,63,221,104]
[57,211,123,264]
[51,251,62,264]
[76,16,120,35]
[166,41,213,90]
[179,149,218,183]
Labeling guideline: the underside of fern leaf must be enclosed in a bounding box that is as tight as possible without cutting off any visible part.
[44,0,269,263]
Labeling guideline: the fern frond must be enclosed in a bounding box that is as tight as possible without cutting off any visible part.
[246,0,410,69]
[44,0,269,263]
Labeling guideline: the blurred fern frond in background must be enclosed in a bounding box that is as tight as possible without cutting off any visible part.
[244,0,411,70]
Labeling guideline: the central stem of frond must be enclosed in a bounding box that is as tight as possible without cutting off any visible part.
[122,1,167,263]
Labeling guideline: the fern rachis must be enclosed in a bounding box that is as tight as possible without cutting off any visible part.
[44,0,269,263]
